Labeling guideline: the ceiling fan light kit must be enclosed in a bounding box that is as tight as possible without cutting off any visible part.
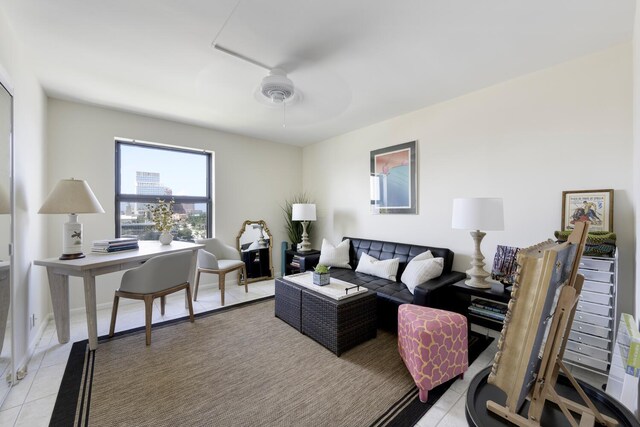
[260,68,294,104]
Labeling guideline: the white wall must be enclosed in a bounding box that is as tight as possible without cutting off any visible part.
[303,44,635,317]
[47,99,302,309]
[634,0,640,325]
[0,9,49,371]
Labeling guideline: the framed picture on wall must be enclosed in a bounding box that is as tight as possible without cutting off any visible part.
[561,189,613,232]
[370,141,417,214]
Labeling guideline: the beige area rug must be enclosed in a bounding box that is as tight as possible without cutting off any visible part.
[52,298,429,427]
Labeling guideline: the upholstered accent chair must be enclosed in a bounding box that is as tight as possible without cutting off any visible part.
[194,238,247,305]
[109,251,195,345]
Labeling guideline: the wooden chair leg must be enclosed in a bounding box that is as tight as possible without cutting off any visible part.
[219,273,226,306]
[109,294,120,337]
[144,295,154,346]
[185,285,195,323]
[194,269,202,301]
[242,265,248,293]
[161,296,166,316]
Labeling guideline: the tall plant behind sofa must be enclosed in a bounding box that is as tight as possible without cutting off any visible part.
[282,193,314,250]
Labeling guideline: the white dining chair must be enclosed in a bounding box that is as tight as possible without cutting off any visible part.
[109,251,195,345]
[194,238,247,305]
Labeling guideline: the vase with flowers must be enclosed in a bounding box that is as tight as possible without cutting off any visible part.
[147,199,175,245]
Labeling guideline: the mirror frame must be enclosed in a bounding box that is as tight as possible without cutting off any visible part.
[236,220,274,283]
[0,64,14,405]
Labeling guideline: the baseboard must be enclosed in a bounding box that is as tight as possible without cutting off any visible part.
[16,313,54,380]
[66,274,276,315]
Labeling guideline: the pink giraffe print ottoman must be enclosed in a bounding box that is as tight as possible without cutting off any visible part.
[397,304,468,403]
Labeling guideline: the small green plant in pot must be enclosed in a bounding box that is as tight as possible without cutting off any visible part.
[313,264,330,286]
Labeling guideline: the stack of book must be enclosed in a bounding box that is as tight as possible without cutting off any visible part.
[91,237,139,253]
[290,254,302,270]
[468,299,507,322]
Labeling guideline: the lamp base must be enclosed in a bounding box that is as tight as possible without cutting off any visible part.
[298,221,312,252]
[464,276,492,289]
[59,252,86,261]
[465,230,492,289]
[62,214,84,260]
[298,244,312,252]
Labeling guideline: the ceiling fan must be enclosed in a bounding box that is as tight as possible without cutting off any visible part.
[213,44,300,106]
[210,0,300,116]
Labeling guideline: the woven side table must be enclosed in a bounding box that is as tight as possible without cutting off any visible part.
[301,287,377,356]
[275,278,304,331]
[275,276,378,356]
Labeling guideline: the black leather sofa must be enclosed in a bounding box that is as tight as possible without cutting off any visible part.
[303,237,466,332]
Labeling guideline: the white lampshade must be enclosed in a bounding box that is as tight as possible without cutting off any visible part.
[292,203,316,222]
[39,178,105,260]
[39,178,105,214]
[452,198,504,231]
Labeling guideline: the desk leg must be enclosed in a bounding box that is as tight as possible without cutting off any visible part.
[82,272,99,350]
[47,269,70,344]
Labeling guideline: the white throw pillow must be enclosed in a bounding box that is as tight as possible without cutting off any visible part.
[318,238,351,268]
[401,257,444,294]
[411,250,434,262]
[355,252,400,281]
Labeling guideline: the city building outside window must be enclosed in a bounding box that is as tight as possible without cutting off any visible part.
[115,139,212,241]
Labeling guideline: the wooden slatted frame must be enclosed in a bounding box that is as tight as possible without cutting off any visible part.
[486,222,619,426]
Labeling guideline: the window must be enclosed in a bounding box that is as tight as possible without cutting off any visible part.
[115,140,212,241]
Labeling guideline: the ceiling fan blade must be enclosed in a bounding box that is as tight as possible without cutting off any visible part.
[213,44,271,71]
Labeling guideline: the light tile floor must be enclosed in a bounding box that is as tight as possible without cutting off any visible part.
[0,280,606,427]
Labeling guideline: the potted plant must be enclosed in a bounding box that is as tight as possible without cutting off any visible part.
[282,193,314,250]
[147,198,175,245]
[313,264,330,286]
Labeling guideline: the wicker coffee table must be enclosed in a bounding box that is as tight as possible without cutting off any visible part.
[275,274,377,356]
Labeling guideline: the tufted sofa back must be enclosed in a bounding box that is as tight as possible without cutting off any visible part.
[343,237,455,282]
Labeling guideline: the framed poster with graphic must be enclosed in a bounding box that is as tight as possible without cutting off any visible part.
[370,141,417,214]
[561,189,613,232]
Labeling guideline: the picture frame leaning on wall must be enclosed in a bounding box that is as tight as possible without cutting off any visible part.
[561,189,613,232]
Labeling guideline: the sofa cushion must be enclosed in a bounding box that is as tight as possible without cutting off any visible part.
[355,252,400,281]
[402,257,444,294]
[330,268,414,305]
[344,237,455,280]
[318,238,351,268]
[411,250,434,262]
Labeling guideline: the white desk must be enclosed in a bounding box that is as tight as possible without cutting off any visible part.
[34,241,204,350]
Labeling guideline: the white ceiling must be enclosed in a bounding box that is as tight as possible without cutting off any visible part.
[0,0,635,146]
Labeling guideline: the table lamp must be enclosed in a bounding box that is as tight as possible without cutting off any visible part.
[291,203,316,252]
[39,178,105,260]
[252,223,268,248]
[452,197,504,289]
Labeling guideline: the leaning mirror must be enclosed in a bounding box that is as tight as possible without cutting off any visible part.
[236,220,273,283]
[0,74,13,405]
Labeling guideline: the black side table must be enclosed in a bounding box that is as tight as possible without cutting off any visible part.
[447,279,511,333]
[284,249,320,275]
[241,247,270,279]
